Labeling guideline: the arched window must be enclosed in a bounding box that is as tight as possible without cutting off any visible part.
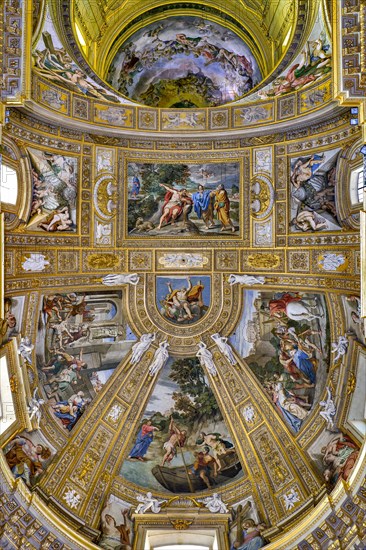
[0,162,18,205]
[156,546,210,550]
[350,165,364,205]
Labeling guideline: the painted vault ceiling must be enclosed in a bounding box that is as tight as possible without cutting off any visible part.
[0,0,366,549]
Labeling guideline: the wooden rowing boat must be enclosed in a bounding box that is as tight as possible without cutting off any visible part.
[152,452,242,493]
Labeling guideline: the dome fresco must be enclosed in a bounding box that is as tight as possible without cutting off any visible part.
[107,16,262,107]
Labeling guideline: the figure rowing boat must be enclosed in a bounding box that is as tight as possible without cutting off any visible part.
[152,452,242,493]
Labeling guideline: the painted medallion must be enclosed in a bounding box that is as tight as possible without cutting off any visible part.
[156,276,210,325]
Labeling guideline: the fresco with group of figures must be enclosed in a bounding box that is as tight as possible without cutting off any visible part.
[127,161,240,236]
[35,291,136,432]
[1,296,24,347]
[120,356,243,494]
[107,16,261,107]
[290,148,340,233]
[28,147,78,233]
[3,431,55,488]
[257,10,331,99]
[33,17,120,103]
[229,290,361,487]
[99,495,134,550]
[230,290,329,433]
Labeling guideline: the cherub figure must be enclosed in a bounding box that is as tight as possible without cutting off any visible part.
[27,388,45,429]
[135,492,167,514]
[200,493,228,513]
[18,337,34,364]
[331,335,348,362]
[319,386,336,428]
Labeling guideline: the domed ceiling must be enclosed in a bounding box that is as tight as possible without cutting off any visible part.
[1,0,366,549]
[106,16,262,107]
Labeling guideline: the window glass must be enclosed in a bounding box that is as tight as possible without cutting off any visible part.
[350,166,364,205]
[157,547,209,550]
[357,168,364,203]
[1,163,18,205]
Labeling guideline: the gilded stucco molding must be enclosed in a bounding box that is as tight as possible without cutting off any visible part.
[1,1,366,547]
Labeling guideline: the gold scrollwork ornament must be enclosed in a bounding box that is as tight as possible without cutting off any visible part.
[170,519,193,530]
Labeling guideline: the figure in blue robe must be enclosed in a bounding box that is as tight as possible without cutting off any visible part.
[291,346,316,384]
[192,185,214,228]
[53,401,84,431]
[128,420,158,460]
[131,176,140,197]
[276,402,302,433]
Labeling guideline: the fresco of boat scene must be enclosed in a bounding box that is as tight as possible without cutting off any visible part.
[156,275,211,325]
[107,16,261,107]
[290,148,341,233]
[35,291,136,432]
[230,290,329,433]
[120,356,243,493]
[127,162,240,237]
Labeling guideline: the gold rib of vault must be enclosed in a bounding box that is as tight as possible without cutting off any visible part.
[38,336,322,529]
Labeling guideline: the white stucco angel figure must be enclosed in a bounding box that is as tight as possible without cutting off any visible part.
[211,333,237,365]
[283,488,300,510]
[228,274,266,286]
[135,492,167,514]
[200,493,228,514]
[243,405,255,423]
[22,253,50,272]
[319,253,346,272]
[102,273,140,286]
[18,337,34,364]
[331,335,349,363]
[27,388,45,429]
[131,333,156,364]
[148,341,170,376]
[196,341,217,376]
[319,386,336,427]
